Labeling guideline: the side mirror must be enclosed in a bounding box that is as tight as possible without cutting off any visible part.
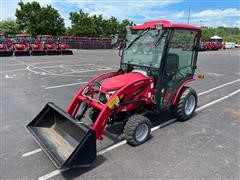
[118,40,126,57]
[118,48,123,57]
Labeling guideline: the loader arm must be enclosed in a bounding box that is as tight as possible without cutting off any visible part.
[67,71,117,116]
[92,77,154,140]
[67,72,154,140]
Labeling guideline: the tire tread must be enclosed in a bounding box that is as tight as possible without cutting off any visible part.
[124,115,151,146]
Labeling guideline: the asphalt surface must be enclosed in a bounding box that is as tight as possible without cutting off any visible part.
[0,49,239,179]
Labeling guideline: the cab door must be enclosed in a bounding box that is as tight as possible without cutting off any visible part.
[159,29,199,108]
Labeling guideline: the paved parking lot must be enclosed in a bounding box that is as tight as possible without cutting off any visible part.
[0,49,239,179]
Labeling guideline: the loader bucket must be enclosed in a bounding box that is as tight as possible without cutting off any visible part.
[26,102,97,169]
[61,50,73,55]
[46,50,60,55]
[31,51,46,56]
[0,51,13,56]
[15,51,30,56]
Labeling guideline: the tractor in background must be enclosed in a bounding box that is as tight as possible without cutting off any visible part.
[0,33,13,56]
[13,34,32,56]
[57,36,73,55]
[200,35,223,51]
[30,37,46,56]
[38,35,60,55]
[27,20,201,169]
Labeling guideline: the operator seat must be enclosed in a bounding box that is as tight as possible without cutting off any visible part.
[165,53,179,78]
[163,53,179,89]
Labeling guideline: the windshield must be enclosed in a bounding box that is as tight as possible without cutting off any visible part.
[0,35,6,43]
[17,36,32,43]
[122,29,166,68]
[41,37,53,43]
[209,39,223,43]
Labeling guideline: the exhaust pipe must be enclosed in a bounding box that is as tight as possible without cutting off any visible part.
[27,102,97,169]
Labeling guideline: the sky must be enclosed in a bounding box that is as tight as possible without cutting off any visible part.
[0,0,240,28]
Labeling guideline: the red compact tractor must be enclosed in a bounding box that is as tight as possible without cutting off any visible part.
[38,35,60,55]
[27,20,201,169]
[57,36,73,55]
[30,38,46,56]
[0,33,13,56]
[13,34,32,56]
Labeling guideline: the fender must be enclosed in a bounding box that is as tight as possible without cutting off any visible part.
[172,78,196,105]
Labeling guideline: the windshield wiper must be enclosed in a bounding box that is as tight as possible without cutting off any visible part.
[155,29,166,47]
[125,27,150,50]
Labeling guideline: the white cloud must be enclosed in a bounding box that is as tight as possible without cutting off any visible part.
[190,8,240,27]
[65,0,183,23]
[192,8,240,18]
[0,0,57,20]
[0,1,239,28]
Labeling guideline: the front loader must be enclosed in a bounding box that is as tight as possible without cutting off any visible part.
[30,39,46,56]
[57,36,73,55]
[38,35,60,55]
[0,33,13,56]
[14,34,32,56]
[27,20,201,169]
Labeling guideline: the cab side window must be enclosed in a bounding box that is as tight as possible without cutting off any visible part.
[168,30,198,79]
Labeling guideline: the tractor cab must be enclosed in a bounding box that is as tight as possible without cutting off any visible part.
[0,33,6,43]
[38,35,55,44]
[15,34,32,44]
[120,20,201,108]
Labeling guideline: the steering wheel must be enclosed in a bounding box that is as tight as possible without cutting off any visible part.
[83,81,101,96]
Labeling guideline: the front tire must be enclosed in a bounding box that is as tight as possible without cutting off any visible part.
[175,87,197,121]
[124,115,151,146]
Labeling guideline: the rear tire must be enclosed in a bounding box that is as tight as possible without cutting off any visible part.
[175,87,197,121]
[124,115,151,146]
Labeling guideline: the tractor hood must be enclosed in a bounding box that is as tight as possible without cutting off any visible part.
[101,72,147,92]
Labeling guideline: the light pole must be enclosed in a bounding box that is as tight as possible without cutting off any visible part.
[187,5,191,24]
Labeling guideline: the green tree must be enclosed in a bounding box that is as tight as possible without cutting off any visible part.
[38,5,65,35]
[0,19,19,35]
[201,26,240,43]
[69,9,132,38]
[69,10,94,36]
[201,27,214,41]
[118,19,134,38]
[15,1,65,36]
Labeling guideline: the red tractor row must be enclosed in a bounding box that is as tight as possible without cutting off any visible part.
[200,36,224,51]
[0,33,72,56]
[200,41,223,51]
